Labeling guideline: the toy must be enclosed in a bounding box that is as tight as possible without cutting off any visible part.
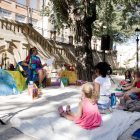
[82,82,85,85]
[63,63,70,71]
[60,71,77,84]
[75,80,82,86]
[28,82,34,96]
[34,83,41,94]
[46,78,51,86]
[70,65,74,71]
[13,84,20,95]
[60,81,65,88]
[51,82,60,86]
[60,78,68,86]
[30,88,38,100]
[0,69,22,96]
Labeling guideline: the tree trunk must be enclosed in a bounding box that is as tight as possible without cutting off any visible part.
[75,21,94,82]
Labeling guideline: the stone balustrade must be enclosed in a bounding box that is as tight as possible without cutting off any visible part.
[0,17,76,66]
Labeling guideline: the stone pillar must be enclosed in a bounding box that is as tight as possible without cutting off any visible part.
[38,0,40,11]
[11,12,15,20]
[11,0,16,20]
[5,40,10,50]
[26,0,29,7]
[68,35,73,45]
[26,6,29,23]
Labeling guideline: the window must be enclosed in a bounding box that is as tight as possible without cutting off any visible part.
[29,18,38,26]
[0,9,11,19]
[29,0,38,11]
[16,0,26,6]
[15,14,25,23]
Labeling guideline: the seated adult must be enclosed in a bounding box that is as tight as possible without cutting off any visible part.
[94,62,112,109]
[21,46,47,88]
[122,71,140,102]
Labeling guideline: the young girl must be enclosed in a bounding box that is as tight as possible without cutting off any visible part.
[124,70,136,87]
[94,62,112,110]
[119,70,137,91]
[120,70,133,85]
[58,83,101,130]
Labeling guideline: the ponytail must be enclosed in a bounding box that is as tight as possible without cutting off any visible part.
[95,62,112,78]
[91,91,99,103]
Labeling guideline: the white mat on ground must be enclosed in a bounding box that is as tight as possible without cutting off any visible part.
[10,108,140,140]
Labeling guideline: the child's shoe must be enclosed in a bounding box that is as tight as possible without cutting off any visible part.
[66,105,71,114]
[58,106,64,117]
[116,86,122,90]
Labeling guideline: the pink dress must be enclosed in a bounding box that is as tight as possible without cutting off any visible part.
[74,100,101,130]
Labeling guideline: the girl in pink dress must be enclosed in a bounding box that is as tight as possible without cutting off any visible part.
[58,83,101,130]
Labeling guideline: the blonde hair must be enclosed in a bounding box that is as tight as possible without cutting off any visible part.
[81,83,99,103]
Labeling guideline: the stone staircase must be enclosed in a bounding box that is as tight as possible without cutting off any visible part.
[0,16,117,77]
[0,17,76,71]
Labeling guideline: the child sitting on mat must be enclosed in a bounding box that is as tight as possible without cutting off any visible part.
[124,70,136,87]
[58,83,101,130]
[117,70,137,91]
[120,70,133,85]
[121,71,140,103]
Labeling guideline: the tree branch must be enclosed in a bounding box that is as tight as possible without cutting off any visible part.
[56,0,70,21]
[86,1,96,24]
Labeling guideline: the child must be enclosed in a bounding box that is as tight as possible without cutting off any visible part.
[120,70,133,85]
[58,83,101,130]
[122,71,140,102]
[124,70,136,87]
[117,70,137,90]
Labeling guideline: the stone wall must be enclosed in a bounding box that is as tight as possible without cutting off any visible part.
[92,50,117,68]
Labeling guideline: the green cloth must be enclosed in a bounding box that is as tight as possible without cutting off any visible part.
[115,89,126,91]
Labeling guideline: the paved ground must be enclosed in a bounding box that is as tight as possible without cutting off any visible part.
[0,75,140,140]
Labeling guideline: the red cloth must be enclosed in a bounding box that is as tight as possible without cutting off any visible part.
[136,81,140,99]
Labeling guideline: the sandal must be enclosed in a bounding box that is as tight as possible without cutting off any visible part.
[38,83,43,89]
[58,106,64,117]
[66,105,71,114]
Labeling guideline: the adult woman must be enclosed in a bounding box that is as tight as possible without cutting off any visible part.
[94,62,112,109]
[22,46,47,88]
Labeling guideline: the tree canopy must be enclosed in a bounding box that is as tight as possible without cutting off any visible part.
[40,0,140,44]
[40,0,140,81]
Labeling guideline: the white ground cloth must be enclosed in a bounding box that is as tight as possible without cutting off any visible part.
[10,108,140,140]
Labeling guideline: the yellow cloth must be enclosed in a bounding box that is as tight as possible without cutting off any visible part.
[60,71,77,84]
[6,70,27,92]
